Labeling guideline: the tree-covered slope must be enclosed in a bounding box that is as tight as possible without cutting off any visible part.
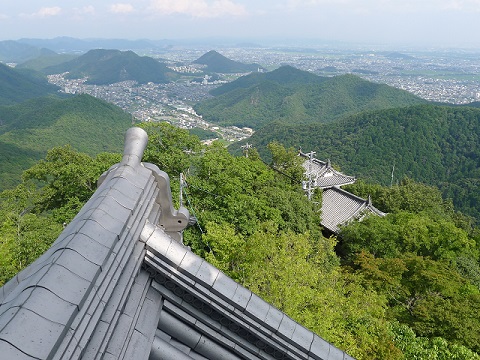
[0,62,60,105]
[0,40,56,63]
[43,49,177,84]
[238,104,480,221]
[0,94,133,190]
[16,53,79,72]
[193,50,264,73]
[194,65,425,129]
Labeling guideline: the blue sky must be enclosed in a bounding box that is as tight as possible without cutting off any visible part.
[1,0,479,48]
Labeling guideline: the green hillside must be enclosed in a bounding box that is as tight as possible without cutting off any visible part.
[0,94,133,190]
[0,40,56,63]
[0,63,60,105]
[193,50,264,73]
[236,104,480,221]
[194,65,425,129]
[43,49,177,85]
[16,53,79,72]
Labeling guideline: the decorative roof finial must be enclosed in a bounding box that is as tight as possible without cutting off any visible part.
[120,127,148,167]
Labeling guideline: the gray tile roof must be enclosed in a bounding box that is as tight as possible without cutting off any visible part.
[0,128,354,360]
[321,186,386,234]
[299,152,356,189]
[299,151,385,234]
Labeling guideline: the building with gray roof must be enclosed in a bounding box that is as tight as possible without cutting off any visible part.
[0,128,354,360]
[300,151,385,234]
[299,152,356,190]
[321,187,386,234]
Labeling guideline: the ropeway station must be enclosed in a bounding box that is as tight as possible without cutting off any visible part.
[0,128,354,360]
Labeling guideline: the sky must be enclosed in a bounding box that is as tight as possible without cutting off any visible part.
[1,0,480,48]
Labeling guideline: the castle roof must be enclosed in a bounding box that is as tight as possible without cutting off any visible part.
[299,152,356,189]
[321,186,386,234]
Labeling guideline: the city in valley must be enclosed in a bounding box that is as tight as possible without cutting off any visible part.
[47,46,480,143]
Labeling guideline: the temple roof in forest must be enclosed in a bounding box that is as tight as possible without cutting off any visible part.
[299,151,385,234]
[321,186,387,234]
[299,152,356,189]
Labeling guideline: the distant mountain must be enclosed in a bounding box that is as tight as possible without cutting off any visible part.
[380,51,416,60]
[0,94,133,190]
[0,62,60,105]
[193,50,265,73]
[232,103,480,221]
[43,49,177,85]
[16,53,79,72]
[0,40,56,63]
[194,65,426,129]
[18,37,159,53]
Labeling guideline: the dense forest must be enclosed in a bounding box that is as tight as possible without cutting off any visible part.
[233,103,480,223]
[193,65,425,129]
[1,123,478,359]
[0,62,60,105]
[0,94,133,190]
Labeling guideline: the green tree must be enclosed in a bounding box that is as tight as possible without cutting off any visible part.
[354,252,480,352]
[267,141,305,184]
[237,222,398,360]
[184,142,321,248]
[340,211,475,261]
[391,322,480,360]
[22,145,121,221]
[139,122,203,177]
[0,183,62,285]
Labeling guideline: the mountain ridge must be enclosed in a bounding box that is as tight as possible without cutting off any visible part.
[0,62,61,105]
[0,40,57,63]
[194,65,426,129]
[43,49,177,85]
[232,103,480,221]
[193,50,265,73]
[0,94,133,190]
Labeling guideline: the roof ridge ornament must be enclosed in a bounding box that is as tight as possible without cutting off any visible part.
[120,127,149,167]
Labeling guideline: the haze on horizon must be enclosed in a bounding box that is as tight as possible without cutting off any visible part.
[1,0,480,49]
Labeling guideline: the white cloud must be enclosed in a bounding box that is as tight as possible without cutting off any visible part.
[75,6,96,15]
[20,6,62,18]
[442,0,480,11]
[149,0,247,17]
[110,3,135,14]
[37,7,62,17]
[284,0,480,12]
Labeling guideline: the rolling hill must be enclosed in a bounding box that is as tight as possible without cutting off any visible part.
[43,49,177,85]
[193,50,265,73]
[0,40,56,63]
[194,65,426,129]
[0,62,61,105]
[232,103,480,221]
[18,37,159,53]
[0,94,133,190]
[16,53,79,72]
